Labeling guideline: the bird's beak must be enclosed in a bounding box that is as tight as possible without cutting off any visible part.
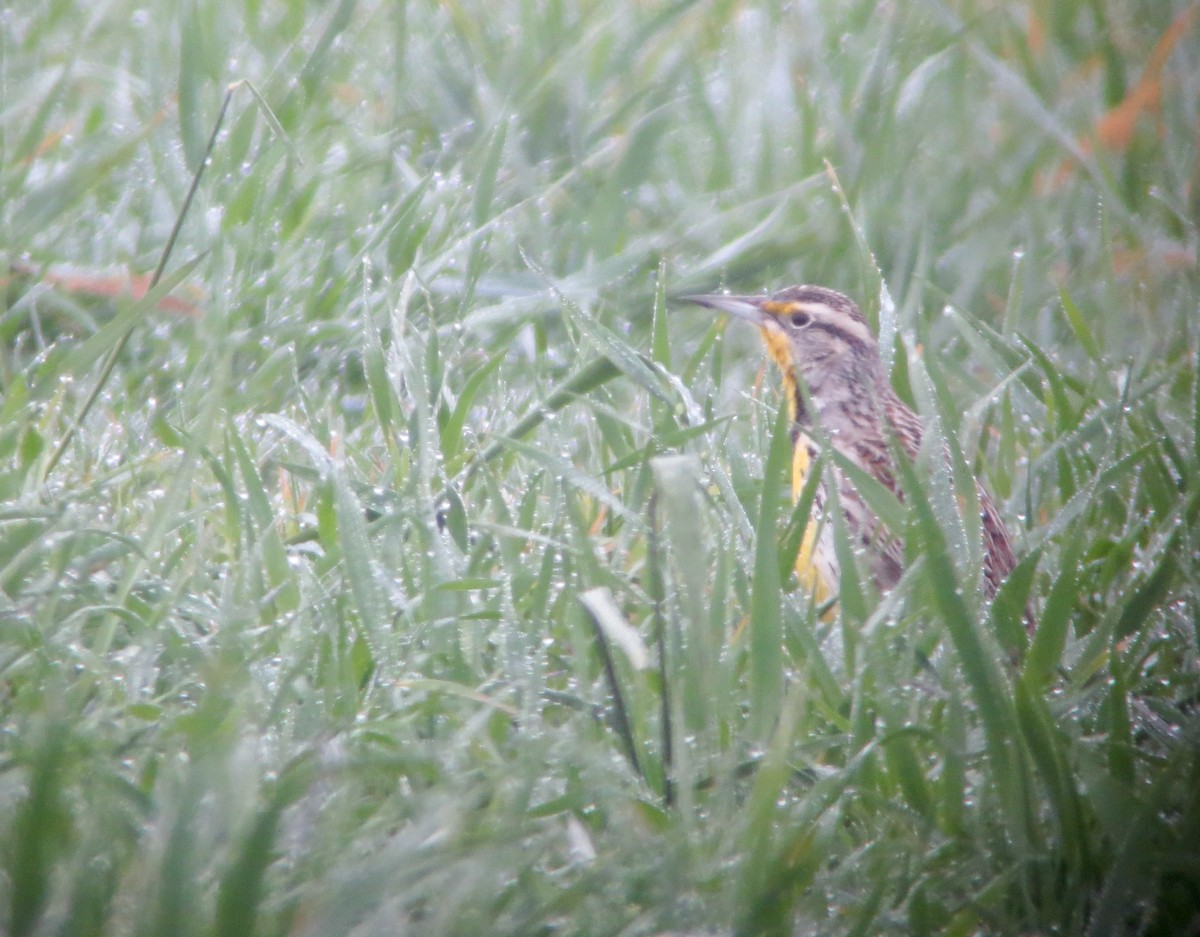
[679,294,768,326]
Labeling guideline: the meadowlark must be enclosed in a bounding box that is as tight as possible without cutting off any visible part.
[684,285,1026,624]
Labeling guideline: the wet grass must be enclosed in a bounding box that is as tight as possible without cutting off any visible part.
[2,1,1199,934]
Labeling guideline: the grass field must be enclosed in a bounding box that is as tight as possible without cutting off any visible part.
[3,1,1199,934]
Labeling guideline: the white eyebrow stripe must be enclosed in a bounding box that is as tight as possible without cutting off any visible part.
[799,303,873,345]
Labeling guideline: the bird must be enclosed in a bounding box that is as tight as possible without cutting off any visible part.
[682,284,1026,625]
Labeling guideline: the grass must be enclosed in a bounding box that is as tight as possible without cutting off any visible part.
[2,0,1199,934]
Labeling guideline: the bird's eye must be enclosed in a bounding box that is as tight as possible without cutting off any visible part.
[789,311,812,329]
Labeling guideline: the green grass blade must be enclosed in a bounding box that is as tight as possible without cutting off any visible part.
[747,402,789,740]
[215,757,316,937]
[893,444,1012,751]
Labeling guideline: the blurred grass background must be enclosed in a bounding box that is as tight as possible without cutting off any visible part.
[2,1,1199,934]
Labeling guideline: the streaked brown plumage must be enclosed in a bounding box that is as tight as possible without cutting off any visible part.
[684,285,1028,627]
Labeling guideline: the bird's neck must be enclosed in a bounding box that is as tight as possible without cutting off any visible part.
[789,358,888,435]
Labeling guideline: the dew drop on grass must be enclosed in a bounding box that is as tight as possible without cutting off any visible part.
[205,205,223,237]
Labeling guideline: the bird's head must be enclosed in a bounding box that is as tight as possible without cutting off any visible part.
[682,285,880,421]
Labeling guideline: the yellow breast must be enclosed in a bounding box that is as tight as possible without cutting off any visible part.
[791,431,838,607]
[758,326,799,422]
[755,324,838,609]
